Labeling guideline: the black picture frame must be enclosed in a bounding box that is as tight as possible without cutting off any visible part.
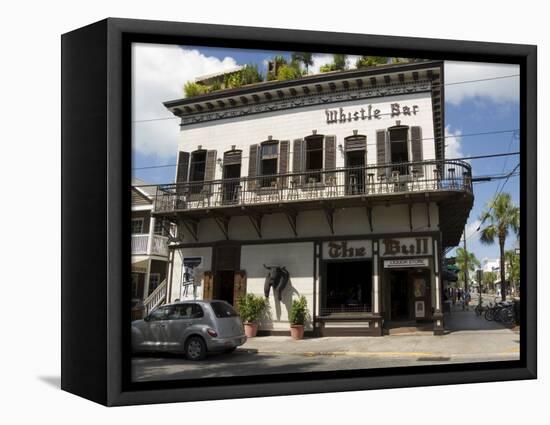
[61,17,537,406]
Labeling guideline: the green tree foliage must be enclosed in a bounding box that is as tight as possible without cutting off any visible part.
[482,271,498,292]
[236,294,267,324]
[319,54,348,73]
[479,193,520,301]
[356,56,388,69]
[505,249,520,294]
[277,63,302,81]
[291,52,314,74]
[224,64,263,89]
[333,54,348,71]
[289,295,309,325]
[183,81,208,98]
[455,247,480,288]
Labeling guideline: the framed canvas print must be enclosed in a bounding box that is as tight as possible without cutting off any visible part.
[61,18,537,406]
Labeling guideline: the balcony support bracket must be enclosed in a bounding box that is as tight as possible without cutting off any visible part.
[181,218,199,242]
[366,206,373,232]
[324,207,335,234]
[283,209,298,237]
[248,214,263,239]
[214,215,230,240]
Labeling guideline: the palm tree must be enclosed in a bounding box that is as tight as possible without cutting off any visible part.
[479,193,520,301]
[482,271,498,293]
[504,249,520,295]
[291,52,314,74]
[455,247,480,289]
[333,54,348,71]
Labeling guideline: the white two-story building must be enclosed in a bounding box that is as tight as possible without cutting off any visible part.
[131,178,171,319]
[153,60,473,336]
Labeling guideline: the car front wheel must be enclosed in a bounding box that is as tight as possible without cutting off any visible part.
[185,336,207,361]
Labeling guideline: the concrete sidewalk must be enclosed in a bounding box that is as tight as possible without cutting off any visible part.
[242,311,520,360]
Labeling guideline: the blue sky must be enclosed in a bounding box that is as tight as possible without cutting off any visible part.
[132,44,520,262]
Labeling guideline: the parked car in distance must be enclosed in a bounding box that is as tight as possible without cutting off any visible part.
[132,300,246,360]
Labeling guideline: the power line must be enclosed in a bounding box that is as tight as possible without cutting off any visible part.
[132,74,520,124]
[132,136,520,171]
[131,127,520,167]
[133,165,520,189]
[470,162,520,241]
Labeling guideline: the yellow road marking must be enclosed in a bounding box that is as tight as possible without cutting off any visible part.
[254,350,519,358]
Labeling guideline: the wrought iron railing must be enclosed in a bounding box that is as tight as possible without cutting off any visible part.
[153,159,472,213]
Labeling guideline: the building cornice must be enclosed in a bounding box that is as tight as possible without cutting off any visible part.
[178,80,432,126]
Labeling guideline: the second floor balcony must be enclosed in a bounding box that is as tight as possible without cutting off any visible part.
[154,159,472,214]
[131,234,169,257]
[151,159,473,247]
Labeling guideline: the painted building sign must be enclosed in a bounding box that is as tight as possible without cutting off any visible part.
[323,240,373,259]
[379,237,432,257]
[325,103,419,124]
[384,258,430,268]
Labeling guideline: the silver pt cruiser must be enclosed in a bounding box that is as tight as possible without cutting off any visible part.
[132,300,246,360]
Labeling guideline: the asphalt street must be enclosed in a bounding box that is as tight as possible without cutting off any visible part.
[132,309,519,382]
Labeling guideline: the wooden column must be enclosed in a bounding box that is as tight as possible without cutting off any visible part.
[372,241,380,314]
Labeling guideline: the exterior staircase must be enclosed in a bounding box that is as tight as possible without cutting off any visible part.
[131,278,168,320]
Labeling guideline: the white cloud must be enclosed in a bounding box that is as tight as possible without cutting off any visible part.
[444,61,519,105]
[309,54,333,75]
[444,125,463,159]
[346,55,361,70]
[132,43,238,158]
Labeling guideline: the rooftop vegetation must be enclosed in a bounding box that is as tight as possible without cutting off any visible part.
[182,53,421,98]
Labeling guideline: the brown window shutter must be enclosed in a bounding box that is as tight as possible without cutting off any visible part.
[202,271,213,300]
[176,151,190,183]
[324,135,336,181]
[293,138,304,184]
[376,130,387,177]
[176,151,190,208]
[233,270,247,312]
[248,144,259,190]
[410,126,423,176]
[278,140,290,187]
[205,150,217,181]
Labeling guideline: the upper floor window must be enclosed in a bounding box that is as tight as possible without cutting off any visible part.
[153,218,166,236]
[189,150,207,182]
[260,141,279,187]
[388,126,410,176]
[389,127,409,164]
[305,135,324,182]
[189,150,207,194]
[131,218,143,234]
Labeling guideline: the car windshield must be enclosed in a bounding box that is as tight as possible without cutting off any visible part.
[210,301,238,318]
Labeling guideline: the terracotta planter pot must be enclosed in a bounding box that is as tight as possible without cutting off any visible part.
[290,324,305,340]
[244,323,259,338]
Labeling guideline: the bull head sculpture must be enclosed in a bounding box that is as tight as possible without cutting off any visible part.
[263,264,290,301]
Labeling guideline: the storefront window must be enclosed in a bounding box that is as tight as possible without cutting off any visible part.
[323,260,373,314]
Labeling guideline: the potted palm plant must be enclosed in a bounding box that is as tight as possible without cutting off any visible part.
[237,294,267,338]
[289,295,309,340]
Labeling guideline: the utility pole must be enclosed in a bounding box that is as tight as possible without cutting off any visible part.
[463,227,469,294]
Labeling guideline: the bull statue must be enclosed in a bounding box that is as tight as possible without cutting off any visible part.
[263,264,290,301]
